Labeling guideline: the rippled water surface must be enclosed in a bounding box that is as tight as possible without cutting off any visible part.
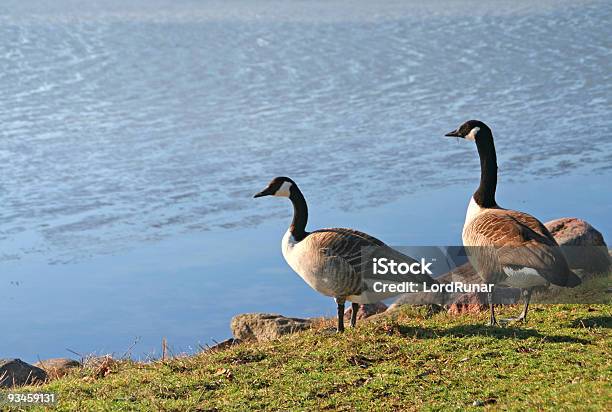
[0,0,611,360]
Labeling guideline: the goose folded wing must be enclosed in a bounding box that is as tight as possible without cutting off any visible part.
[469,212,555,247]
[304,228,385,296]
[496,241,571,284]
[308,228,385,275]
[309,228,436,286]
[504,211,558,244]
[470,212,571,285]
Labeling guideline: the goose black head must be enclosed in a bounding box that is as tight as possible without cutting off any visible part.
[445,120,491,142]
[254,176,296,198]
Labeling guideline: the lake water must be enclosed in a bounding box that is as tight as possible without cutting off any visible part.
[1,0,611,362]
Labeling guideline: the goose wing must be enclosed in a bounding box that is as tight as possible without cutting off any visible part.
[306,228,436,292]
[466,210,578,286]
[305,228,384,295]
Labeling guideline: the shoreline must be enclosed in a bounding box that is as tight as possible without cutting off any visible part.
[2,173,611,361]
[2,302,610,410]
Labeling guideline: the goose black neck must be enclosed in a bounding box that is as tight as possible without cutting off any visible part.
[289,188,308,241]
[474,131,498,208]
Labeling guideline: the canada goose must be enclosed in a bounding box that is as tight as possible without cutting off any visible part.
[445,120,581,325]
[254,176,439,332]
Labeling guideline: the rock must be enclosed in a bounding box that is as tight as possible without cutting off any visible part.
[545,217,610,274]
[0,359,47,388]
[344,303,387,320]
[34,358,81,379]
[231,313,312,342]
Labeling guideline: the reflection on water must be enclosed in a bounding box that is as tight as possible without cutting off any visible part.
[0,0,611,262]
[0,0,611,360]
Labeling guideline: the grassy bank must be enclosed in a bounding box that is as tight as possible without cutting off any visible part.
[7,302,611,411]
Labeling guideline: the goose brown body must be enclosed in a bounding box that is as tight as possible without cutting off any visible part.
[283,227,436,304]
[463,204,580,288]
[445,120,581,325]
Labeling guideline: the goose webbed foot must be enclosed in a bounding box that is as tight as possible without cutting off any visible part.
[350,302,359,328]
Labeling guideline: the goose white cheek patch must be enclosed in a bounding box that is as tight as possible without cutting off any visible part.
[466,127,480,141]
[274,181,292,197]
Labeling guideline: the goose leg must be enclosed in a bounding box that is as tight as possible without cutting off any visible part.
[336,298,346,333]
[487,290,497,326]
[518,289,532,322]
[502,289,532,323]
[350,302,359,328]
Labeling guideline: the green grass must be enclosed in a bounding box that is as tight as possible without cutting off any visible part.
[534,271,612,304]
[5,303,611,411]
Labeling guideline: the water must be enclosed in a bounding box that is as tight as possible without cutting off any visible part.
[1,0,611,361]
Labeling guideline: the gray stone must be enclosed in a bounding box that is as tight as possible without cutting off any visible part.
[231,313,312,342]
[545,217,610,274]
[34,358,81,379]
[0,359,47,388]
